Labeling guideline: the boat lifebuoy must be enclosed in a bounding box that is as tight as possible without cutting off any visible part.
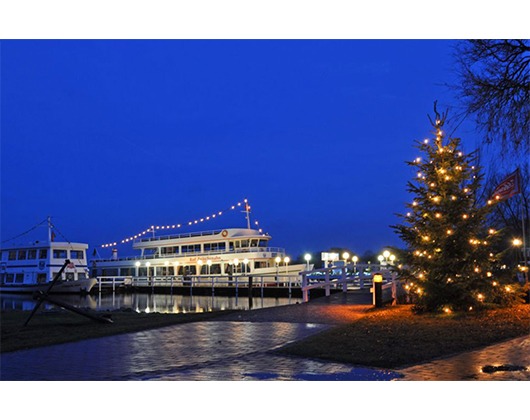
[221,230,228,237]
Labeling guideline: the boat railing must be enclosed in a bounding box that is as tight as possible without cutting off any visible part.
[96,273,302,294]
[93,247,286,263]
[134,229,224,244]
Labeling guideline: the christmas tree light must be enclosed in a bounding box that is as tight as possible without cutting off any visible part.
[392,105,519,312]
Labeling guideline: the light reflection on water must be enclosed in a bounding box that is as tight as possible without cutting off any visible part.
[0,292,301,313]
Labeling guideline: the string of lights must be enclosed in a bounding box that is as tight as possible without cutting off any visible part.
[100,198,265,248]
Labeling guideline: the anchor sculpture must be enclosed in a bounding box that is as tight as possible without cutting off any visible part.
[23,259,113,327]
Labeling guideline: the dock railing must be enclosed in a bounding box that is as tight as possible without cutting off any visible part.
[96,273,302,295]
[300,263,398,302]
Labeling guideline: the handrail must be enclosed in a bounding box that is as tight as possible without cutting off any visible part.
[300,263,398,302]
[135,229,224,243]
[96,273,302,294]
[93,247,286,263]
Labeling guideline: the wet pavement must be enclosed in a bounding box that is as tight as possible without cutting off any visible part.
[0,321,401,380]
[1,292,529,381]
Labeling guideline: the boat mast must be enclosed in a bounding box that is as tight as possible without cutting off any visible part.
[245,202,251,230]
[47,216,52,242]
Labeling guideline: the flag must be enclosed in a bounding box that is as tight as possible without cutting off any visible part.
[490,169,522,201]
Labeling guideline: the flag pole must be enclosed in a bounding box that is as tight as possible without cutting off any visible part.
[521,187,529,287]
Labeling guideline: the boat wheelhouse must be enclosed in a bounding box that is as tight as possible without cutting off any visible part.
[92,227,308,281]
[0,240,96,294]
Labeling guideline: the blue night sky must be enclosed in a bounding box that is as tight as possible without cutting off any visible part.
[1,39,481,259]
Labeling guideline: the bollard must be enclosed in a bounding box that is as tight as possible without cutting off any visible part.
[373,273,383,307]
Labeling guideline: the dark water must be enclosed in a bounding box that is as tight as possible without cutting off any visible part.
[0,292,301,313]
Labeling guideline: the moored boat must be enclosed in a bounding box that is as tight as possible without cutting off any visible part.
[92,227,309,283]
[0,218,97,294]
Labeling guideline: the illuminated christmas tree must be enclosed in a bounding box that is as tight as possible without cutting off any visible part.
[392,106,519,312]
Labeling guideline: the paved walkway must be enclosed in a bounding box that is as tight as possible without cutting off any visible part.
[1,292,529,381]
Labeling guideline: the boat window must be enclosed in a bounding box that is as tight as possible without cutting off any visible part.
[241,240,249,248]
[78,272,87,279]
[258,240,268,247]
[250,239,258,247]
[39,249,48,259]
[182,244,201,254]
[186,266,197,275]
[102,268,119,276]
[143,248,157,256]
[18,250,27,260]
[158,266,173,276]
[8,251,17,260]
[70,250,84,259]
[119,267,134,276]
[210,263,221,274]
[204,242,226,252]
[53,249,67,259]
[28,249,37,259]
[161,246,178,255]
[6,274,14,283]
[15,274,24,283]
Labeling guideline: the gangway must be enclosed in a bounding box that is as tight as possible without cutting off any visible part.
[300,263,399,303]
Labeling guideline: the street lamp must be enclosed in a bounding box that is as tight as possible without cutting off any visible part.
[135,261,140,277]
[145,261,151,285]
[389,254,396,265]
[275,256,281,283]
[304,253,311,271]
[377,255,384,265]
[243,258,249,274]
[284,256,290,274]
[342,252,350,264]
[352,255,358,272]
[513,238,523,247]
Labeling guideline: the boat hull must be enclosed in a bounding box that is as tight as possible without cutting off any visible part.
[0,278,97,294]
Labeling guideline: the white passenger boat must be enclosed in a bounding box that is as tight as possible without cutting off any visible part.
[0,219,97,294]
[92,227,310,285]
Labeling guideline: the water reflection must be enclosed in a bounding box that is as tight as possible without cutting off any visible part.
[0,292,301,313]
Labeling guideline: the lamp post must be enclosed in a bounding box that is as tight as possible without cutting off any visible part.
[135,261,140,277]
[233,258,239,274]
[207,259,212,275]
[342,252,350,265]
[513,238,529,287]
[304,253,311,271]
[275,256,281,283]
[284,256,290,274]
[373,273,383,307]
[243,258,249,275]
[145,261,151,286]
[352,255,358,273]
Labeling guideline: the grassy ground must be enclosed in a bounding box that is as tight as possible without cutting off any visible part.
[279,304,530,369]
[0,309,232,353]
